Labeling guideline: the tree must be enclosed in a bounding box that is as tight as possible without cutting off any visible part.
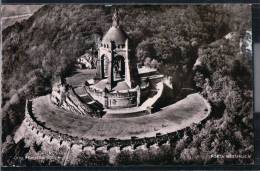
[136,39,156,64]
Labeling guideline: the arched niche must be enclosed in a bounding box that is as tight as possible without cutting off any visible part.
[101,54,109,78]
[113,55,125,81]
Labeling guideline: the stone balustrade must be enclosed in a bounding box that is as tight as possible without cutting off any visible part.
[85,86,137,98]
[85,85,138,108]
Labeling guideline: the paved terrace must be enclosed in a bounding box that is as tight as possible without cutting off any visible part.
[66,69,97,87]
[32,93,210,140]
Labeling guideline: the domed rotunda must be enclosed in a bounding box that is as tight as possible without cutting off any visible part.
[88,9,142,109]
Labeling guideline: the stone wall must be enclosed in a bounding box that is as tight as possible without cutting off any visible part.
[19,93,211,165]
[85,86,138,109]
[23,95,211,164]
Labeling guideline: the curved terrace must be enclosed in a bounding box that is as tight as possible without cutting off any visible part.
[30,93,210,140]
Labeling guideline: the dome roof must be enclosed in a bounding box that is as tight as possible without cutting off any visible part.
[102,26,128,45]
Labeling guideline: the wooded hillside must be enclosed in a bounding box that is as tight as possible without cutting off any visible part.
[2,5,253,165]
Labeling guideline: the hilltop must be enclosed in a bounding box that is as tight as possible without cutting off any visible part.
[2,5,253,166]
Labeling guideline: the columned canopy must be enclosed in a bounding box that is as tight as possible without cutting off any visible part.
[96,9,140,91]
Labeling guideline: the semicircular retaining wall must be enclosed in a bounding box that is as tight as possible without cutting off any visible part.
[24,95,211,154]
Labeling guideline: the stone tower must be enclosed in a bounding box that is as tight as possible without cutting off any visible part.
[96,9,140,91]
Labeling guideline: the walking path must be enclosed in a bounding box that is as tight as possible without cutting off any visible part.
[31,93,210,140]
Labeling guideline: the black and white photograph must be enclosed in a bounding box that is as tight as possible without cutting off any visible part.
[1,5,253,166]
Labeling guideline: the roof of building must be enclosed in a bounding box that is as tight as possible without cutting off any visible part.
[102,9,128,45]
[102,26,128,45]
[113,81,130,91]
